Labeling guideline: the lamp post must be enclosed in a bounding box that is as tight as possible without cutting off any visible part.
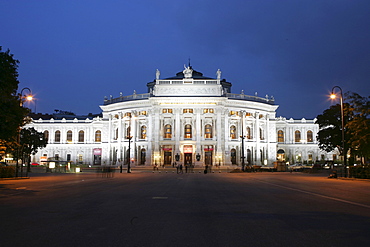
[127,114,134,173]
[330,86,346,177]
[240,111,246,172]
[16,87,33,177]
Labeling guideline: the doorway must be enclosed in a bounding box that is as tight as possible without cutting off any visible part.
[205,152,213,166]
[184,153,192,165]
[164,151,172,166]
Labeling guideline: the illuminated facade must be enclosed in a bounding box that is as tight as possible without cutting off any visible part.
[26,66,336,167]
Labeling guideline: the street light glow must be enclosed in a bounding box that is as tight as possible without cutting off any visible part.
[330,94,336,99]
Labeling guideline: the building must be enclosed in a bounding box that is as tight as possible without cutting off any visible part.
[25,65,337,168]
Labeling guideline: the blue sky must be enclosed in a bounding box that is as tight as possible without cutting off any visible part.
[1,0,369,119]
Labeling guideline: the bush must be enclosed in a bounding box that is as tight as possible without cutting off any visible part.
[0,166,16,178]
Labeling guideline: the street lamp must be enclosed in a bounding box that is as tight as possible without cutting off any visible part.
[330,86,347,177]
[16,87,33,177]
[240,111,246,171]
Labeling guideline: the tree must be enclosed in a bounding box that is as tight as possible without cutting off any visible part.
[345,92,370,163]
[315,104,351,156]
[0,47,29,155]
[316,91,369,165]
[19,128,47,172]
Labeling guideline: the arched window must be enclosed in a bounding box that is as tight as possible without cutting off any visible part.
[307,130,313,142]
[43,130,49,141]
[78,130,84,143]
[164,124,172,139]
[126,126,131,139]
[246,127,252,139]
[277,130,284,143]
[67,130,73,142]
[184,124,192,139]
[260,128,264,140]
[230,125,236,139]
[55,130,60,143]
[295,130,301,143]
[204,124,212,139]
[141,126,147,139]
[95,130,101,142]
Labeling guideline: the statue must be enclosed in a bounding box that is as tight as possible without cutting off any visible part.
[183,64,193,78]
[156,69,160,80]
[216,69,221,80]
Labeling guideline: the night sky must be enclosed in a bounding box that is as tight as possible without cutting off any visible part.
[1,0,369,119]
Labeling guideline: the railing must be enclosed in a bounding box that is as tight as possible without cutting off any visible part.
[226,93,275,105]
[104,92,275,105]
[104,93,151,105]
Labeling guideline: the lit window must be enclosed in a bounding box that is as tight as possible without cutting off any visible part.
[141,126,147,139]
[205,124,212,139]
[95,130,101,142]
[183,109,193,113]
[246,127,252,139]
[307,130,313,142]
[295,130,301,143]
[184,124,192,138]
[67,130,72,142]
[164,124,172,139]
[230,125,236,139]
[78,130,84,143]
[278,130,284,142]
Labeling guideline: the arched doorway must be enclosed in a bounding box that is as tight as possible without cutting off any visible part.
[277,149,285,161]
[231,148,236,164]
[140,148,146,165]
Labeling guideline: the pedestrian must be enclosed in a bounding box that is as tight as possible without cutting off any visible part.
[179,163,183,174]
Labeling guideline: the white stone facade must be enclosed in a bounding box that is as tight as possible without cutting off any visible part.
[25,67,337,167]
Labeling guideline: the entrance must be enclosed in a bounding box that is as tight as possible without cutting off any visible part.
[205,152,213,166]
[184,153,192,165]
[164,151,172,166]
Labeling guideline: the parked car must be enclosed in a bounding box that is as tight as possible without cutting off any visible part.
[31,163,40,166]
[0,161,8,166]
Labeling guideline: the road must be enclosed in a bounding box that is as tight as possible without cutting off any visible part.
[1,170,370,247]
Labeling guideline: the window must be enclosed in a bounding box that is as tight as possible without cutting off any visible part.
[67,154,71,161]
[260,128,264,140]
[278,130,284,143]
[114,128,118,140]
[230,125,236,139]
[203,108,214,113]
[55,130,61,143]
[333,154,337,161]
[204,124,212,139]
[95,130,101,142]
[164,124,172,139]
[141,126,147,139]
[43,130,49,141]
[295,130,301,143]
[78,154,83,164]
[78,130,84,143]
[246,127,252,139]
[67,130,72,142]
[183,109,193,113]
[162,109,173,113]
[139,111,147,115]
[307,130,313,142]
[126,126,131,139]
[230,111,239,116]
[124,112,131,118]
[308,154,313,161]
[184,124,192,139]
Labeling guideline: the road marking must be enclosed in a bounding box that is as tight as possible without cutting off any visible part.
[253,178,370,209]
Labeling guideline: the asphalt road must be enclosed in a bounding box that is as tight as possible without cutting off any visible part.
[1,170,370,247]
